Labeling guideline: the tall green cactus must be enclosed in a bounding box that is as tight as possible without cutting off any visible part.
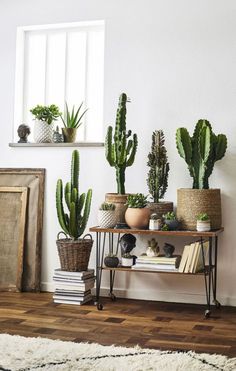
[56,150,92,239]
[105,93,138,194]
[147,130,170,203]
[176,119,227,189]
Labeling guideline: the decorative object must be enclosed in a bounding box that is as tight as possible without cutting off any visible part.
[30,104,61,143]
[176,119,227,230]
[104,254,119,268]
[61,102,88,143]
[120,233,136,256]
[17,124,31,143]
[0,187,28,291]
[146,238,159,257]
[149,213,162,230]
[1,335,235,371]
[53,126,64,143]
[163,243,175,258]
[197,213,211,232]
[125,193,150,229]
[105,93,138,222]
[0,168,45,292]
[147,130,173,218]
[56,150,93,271]
[98,202,117,228]
[163,211,179,231]
[161,224,169,231]
[121,253,133,267]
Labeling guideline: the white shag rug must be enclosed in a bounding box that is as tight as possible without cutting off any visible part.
[0,334,235,371]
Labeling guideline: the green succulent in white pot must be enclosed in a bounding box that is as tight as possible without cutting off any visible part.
[98,202,117,229]
[30,104,61,143]
[196,213,211,232]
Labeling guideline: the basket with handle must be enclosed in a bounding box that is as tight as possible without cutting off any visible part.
[56,232,93,272]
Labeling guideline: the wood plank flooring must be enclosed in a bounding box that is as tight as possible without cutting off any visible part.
[0,292,236,357]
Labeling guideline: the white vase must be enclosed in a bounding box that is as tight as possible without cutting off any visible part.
[34,120,54,143]
[121,257,133,267]
[196,220,211,232]
[97,210,117,229]
[149,219,162,230]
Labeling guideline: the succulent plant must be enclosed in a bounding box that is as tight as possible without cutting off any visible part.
[30,104,61,125]
[163,211,177,220]
[99,202,116,211]
[197,213,210,221]
[122,253,132,258]
[126,193,148,208]
[56,150,92,239]
[61,102,88,129]
[176,119,227,189]
[147,130,170,203]
[105,93,138,194]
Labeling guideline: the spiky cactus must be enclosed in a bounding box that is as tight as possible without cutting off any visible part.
[56,150,92,239]
[176,119,227,189]
[105,93,138,194]
[147,130,170,203]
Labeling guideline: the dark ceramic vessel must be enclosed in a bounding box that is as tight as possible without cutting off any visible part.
[163,243,175,258]
[104,256,119,268]
[164,219,179,231]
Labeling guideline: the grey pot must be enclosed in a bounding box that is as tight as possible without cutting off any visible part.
[165,219,179,231]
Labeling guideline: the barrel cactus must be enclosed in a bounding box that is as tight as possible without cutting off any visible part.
[176,119,227,189]
[56,150,92,239]
[105,93,138,194]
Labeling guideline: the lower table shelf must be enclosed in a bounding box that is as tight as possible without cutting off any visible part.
[100,266,213,275]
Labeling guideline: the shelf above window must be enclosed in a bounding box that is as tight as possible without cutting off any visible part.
[9,142,104,148]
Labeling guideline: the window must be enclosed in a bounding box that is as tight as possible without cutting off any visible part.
[14,21,105,142]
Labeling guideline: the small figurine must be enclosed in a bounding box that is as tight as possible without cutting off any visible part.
[146,238,159,257]
[17,124,31,143]
[120,233,136,256]
[53,126,64,143]
[163,243,175,258]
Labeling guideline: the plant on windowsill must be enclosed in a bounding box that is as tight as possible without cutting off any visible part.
[60,102,88,143]
[56,149,93,271]
[30,104,61,143]
[125,193,150,230]
[105,93,138,223]
[98,202,118,229]
[162,211,179,231]
[196,213,211,232]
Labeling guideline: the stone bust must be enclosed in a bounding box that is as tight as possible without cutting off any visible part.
[120,233,136,256]
[17,124,31,143]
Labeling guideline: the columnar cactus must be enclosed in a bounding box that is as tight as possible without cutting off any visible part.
[56,150,92,239]
[176,119,227,189]
[105,93,138,194]
[147,130,170,203]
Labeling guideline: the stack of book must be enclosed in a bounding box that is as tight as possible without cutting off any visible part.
[178,241,209,273]
[132,255,181,271]
[53,269,95,305]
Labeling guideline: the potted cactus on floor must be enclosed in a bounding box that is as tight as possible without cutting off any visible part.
[56,150,93,271]
[176,119,227,230]
[147,130,173,218]
[105,93,138,223]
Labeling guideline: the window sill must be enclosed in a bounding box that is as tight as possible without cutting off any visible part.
[9,142,104,148]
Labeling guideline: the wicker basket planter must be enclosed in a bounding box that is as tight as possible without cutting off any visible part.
[105,193,130,223]
[147,201,173,219]
[177,189,222,230]
[56,234,93,271]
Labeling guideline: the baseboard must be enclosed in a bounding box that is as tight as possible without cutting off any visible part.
[41,282,236,307]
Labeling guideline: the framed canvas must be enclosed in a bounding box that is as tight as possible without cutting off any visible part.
[0,169,45,291]
[0,187,28,291]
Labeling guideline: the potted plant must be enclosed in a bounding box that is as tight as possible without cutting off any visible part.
[30,104,61,143]
[61,102,88,143]
[98,202,117,228]
[105,93,138,223]
[176,119,227,230]
[149,213,162,231]
[121,253,133,267]
[147,130,173,217]
[125,193,150,229]
[196,213,211,232]
[104,253,119,268]
[163,211,179,231]
[56,150,93,271]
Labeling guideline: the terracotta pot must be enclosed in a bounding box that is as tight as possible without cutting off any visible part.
[147,201,173,219]
[62,128,77,143]
[177,188,221,230]
[125,207,151,229]
[105,193,130,223]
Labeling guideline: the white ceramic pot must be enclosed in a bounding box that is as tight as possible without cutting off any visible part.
[149,219,162,231]
[97,210,117,229]
[121,257,133,267]
[34,120,54,143]
[196,220,211,232]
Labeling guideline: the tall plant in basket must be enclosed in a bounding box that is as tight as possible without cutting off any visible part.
[56,150,93,271]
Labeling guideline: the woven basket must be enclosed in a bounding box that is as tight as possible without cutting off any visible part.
[105,193,130,223]
[56,233,93,271]
[147,201,173,219]
[177,188,222,230]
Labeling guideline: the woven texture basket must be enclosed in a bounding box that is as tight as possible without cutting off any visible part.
[147,201,173,219]
[177,188,222,230]
[105,193,130,223]
[56,233,93,272]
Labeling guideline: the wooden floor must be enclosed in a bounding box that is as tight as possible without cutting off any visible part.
[0,292,236,357]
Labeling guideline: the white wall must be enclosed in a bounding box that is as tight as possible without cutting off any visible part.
[1,0,236,305]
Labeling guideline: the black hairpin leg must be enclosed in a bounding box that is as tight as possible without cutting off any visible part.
[95,232,106,310]
[109,232,117,301]
[201,237,212,318]
[212,236,221,309]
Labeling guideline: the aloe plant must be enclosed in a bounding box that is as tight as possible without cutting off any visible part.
[61,102,88,129]
[56,150,92,239]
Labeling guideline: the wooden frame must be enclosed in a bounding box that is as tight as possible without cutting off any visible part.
[0,187,28,291]
[0,169,45,291]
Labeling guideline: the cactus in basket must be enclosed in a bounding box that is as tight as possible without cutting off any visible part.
[176,119,227,189]
[105,93,138,194]
[56,150,92,239]
[147,130,170,203]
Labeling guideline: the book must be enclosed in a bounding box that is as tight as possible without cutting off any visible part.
[194,241,209,273]
[54,295,93,306]
[132,264,178,271]
[136,255,180,263]
[53,276,95,283]
[54,279,95,291]
[184,243,196,273]
[54,289,91,297]
[54,269,94,278]
[178,245,190,273]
